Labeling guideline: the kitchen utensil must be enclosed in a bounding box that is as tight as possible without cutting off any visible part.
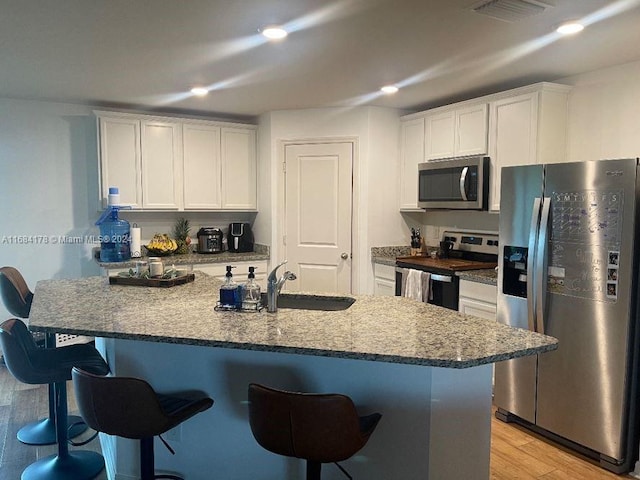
[197,227,224,253]
[439,240,453,259]
[228,223,254,253]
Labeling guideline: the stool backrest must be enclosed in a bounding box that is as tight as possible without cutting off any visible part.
[0,318,41,384]
[0,267,33,319]
[248,383,368,463]
[72,367,175,439]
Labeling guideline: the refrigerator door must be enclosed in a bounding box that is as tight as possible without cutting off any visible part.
[536,159,638,462]
[495,164,544,423]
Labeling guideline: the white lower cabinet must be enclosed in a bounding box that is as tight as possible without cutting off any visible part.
[458,279,497,321]
[373,263,396,296]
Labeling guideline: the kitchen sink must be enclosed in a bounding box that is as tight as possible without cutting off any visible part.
[260,293,355,311]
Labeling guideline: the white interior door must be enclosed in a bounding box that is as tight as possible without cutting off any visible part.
[284,142,353,294]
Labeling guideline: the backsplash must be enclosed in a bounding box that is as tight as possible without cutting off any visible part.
[116,211,258,244]
[401,210,499,247]
[371,246,411,257]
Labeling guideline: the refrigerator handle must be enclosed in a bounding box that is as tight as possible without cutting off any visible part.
[459,167,469,201]
[535,197,551,335]
[527,197,541,332]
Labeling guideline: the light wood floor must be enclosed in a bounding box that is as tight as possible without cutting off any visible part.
[0,362,637,480]
[491,408,637,479]
[0,361,106,480]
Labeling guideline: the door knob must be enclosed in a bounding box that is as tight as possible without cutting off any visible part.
[341,252,349,260]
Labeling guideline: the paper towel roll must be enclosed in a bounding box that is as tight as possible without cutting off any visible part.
[130,227,141,258]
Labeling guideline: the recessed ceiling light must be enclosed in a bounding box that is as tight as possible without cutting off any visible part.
[380,85,399,94]
[261,26,288,40]
[557,22,584,35]
[190,87,209,96]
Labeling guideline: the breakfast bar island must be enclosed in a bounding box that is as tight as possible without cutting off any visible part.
[28,273,557,480]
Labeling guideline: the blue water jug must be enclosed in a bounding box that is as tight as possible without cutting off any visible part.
[96,207,131,262]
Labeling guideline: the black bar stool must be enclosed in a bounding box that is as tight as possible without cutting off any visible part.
[0,318,110,480]
[0,266,86,445]
[72,367,214,480]
[247,383,382,480]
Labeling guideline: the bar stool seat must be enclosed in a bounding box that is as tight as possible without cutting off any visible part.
[0,318,110,480]
[72,367,214,480]
[248,383,382,480]
[0,266,86,445]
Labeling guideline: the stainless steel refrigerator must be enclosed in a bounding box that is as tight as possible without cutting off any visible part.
[495,158,640,473]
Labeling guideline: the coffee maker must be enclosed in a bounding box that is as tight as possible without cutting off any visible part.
[227,223,254,253]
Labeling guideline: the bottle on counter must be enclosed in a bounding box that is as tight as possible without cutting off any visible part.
[220,266,243,309]
[242,267,261,310]
[96,187,131,263]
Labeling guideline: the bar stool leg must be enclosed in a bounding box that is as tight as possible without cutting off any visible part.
[306,461,321,480]
[20,381,105,480]
[17,383,87,445]
[17,332,88,445]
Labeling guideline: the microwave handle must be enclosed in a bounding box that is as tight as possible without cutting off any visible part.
[459,167,468,201]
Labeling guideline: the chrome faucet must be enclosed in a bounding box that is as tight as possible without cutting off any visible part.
[266,261,297,313]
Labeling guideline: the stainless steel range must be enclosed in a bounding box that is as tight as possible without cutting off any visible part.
[395,231,498,310]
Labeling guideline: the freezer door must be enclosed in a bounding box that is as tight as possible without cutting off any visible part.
[536,159,638,461]
[494,164,544,423]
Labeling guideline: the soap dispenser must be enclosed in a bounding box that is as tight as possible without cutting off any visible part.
[219,266,241,309]
[242,267,261,310]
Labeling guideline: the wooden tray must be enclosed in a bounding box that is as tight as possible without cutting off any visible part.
[109,273,195,288]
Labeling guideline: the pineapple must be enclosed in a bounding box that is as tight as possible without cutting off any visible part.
[172,217,191,254]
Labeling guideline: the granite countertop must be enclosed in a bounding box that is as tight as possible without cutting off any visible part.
[96,244,269,269]
[457,269,498,286]
[29,273,556,369]
[371,247,498,286]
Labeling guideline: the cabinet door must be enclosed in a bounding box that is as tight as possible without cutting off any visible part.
[221,127,257,210]
[183,124,221,209]
[99,116,142,208]
[459,297,497,321]
[425,111,455,160]
[399,117,425,210]
[488,93,538,211]
[456,104,488,156]
[374,277,396,296]
[141,121,182,209]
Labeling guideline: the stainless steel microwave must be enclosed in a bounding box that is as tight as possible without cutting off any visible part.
[418,155,489,210]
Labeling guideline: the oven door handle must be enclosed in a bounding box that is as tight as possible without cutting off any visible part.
[430,273,453,283]
[395,267,453,283]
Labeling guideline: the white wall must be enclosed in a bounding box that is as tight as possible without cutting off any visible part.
[0,99,101,321]
[561,60,640,161]
[257,106,405,294]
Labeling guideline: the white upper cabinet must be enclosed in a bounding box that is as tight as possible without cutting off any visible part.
[398,117,425,210]
[182,123,221,209]
[425,103,488,160]
[98,116,142,208]
[221,127,257,210]
[488,84,571,211]
[141,120,182,209]
[97,111,257,211]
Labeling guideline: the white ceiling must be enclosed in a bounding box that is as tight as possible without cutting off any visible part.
[2,0,640,119]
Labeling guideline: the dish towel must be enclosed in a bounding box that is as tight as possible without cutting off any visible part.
[399,268,409,296]
[403,269,423,301]
[421,271,432,302]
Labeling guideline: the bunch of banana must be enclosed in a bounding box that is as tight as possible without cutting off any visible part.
[147,233,177,253]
